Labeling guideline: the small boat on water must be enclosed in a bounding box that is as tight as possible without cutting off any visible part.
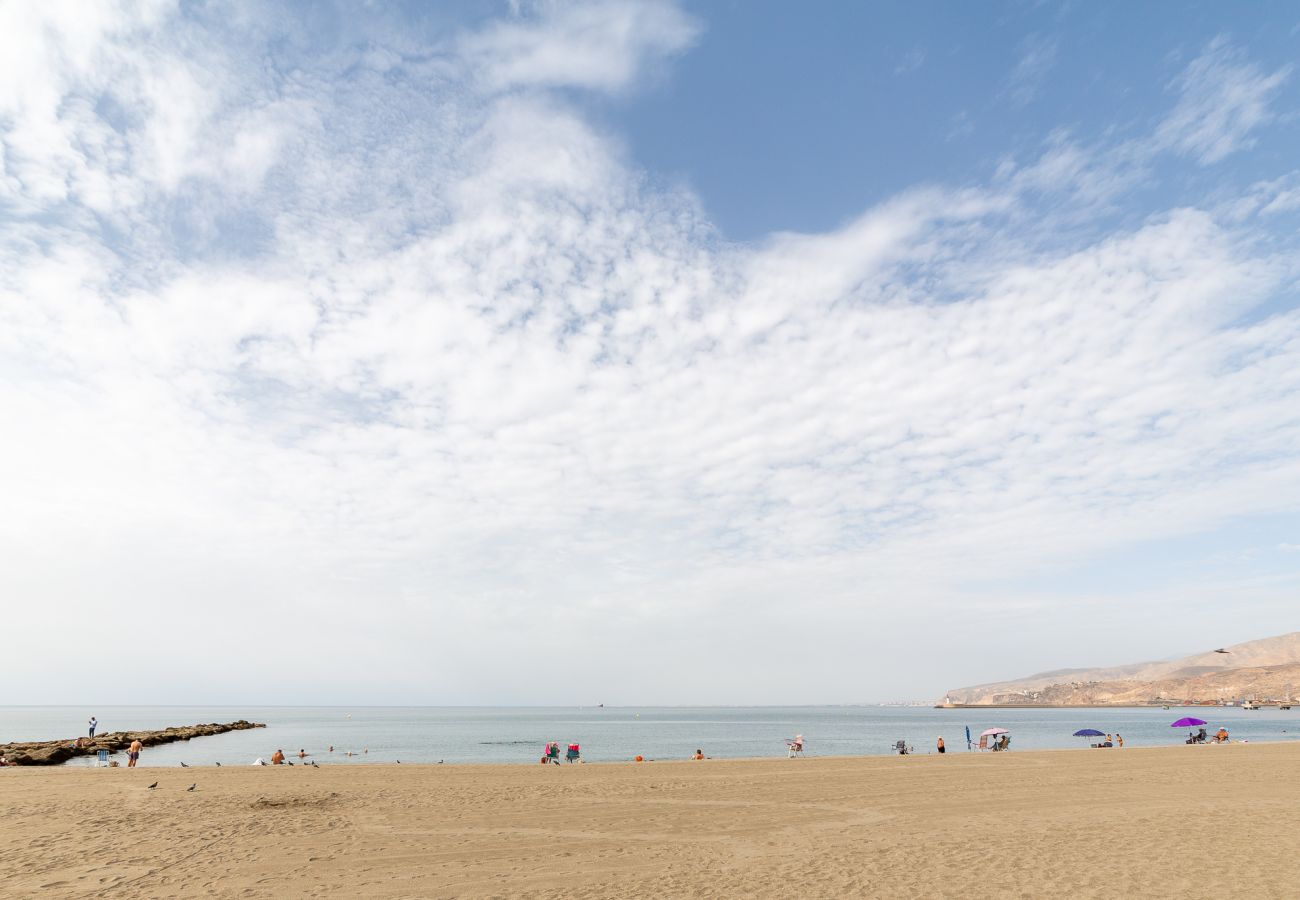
[1241,701,1261,710]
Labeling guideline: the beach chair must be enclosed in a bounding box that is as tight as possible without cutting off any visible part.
[976,735,989,751]
[892,740,912,755]
[565,743,580,763]
[786,738,805,758]
[96,750,110,767]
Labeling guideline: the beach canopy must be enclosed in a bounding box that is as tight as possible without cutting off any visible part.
[1072,729,1105,737]
[979,728,1009,737]
[1170,717,1207,727]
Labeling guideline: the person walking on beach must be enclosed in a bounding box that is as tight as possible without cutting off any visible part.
[1115,733,1124,749]
[936,737,945,754]
[88,716,97,738]
[127,738,142,768]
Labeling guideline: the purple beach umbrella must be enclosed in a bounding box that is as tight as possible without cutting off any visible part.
[1170,717,1207,727]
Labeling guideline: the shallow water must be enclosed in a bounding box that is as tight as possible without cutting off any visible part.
[3,705,1297,768]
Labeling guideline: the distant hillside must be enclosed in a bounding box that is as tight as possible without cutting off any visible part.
[945,632,1300,706]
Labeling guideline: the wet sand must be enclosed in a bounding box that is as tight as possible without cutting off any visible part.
[3,742,1299,898]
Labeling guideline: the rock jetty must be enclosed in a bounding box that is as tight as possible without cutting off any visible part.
[0,721,265,766]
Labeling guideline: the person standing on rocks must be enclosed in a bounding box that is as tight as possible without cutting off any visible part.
[127,738,142,768]
[88,716,97,738]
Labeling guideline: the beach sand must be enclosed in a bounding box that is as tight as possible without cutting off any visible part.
[3,743,1299,898]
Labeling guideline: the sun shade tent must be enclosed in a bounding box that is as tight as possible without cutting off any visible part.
[1073,729,1105,737]
[1170,717,1207,727]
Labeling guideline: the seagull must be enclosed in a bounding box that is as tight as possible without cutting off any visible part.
[186,783,196,792]
[180,762,189,767]
[311,761,319,768]
[147,782,158,790]
[1214,648,1231,654]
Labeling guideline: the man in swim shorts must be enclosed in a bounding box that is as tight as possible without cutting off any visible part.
[127,739,142,767]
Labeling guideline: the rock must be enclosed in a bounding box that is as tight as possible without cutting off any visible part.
[0,720,266,766]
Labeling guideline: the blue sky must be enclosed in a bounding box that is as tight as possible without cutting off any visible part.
[1,0,1299,705]
[606,2,1300,239]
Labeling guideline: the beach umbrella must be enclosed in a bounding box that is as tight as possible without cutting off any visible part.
[1073,729,1105,737]
[1170,717,1207,727]
[979,728,1009,737]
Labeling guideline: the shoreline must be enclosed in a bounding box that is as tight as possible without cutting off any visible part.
[14,736,1290,770]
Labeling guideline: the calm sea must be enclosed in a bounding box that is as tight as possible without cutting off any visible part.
[4,706,1299,768]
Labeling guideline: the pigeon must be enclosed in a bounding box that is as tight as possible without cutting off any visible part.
[396,760,401,764]
[287,761,294,766]
[311,761,319,768]
[147,782,158,790]
[215,762,221,767]
[186,783,196,792]
[180,762,189,767]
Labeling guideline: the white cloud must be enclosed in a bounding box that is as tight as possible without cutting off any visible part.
[457,0,700,94]
[1155,35,1292,164]
[894,47,926,76]
[0,0,300,215]
[1003,34,1058,107]
[2,3,1299,704]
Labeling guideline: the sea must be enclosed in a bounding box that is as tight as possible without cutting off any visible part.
[4,705,1299,768]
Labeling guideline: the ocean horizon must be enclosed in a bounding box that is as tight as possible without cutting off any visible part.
[6,705,1300,767]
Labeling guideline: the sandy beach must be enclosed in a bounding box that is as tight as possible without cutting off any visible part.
[3,743,1299,898]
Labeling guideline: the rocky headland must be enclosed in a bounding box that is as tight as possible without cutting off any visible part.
[945,631,1300,707]
[0,721,265,766]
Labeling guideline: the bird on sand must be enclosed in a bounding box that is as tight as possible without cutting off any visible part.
[180,762,189,767]
[186,783,196,792]
[215,762,221,767]
[147,782,158,789]
[311,761,319,768]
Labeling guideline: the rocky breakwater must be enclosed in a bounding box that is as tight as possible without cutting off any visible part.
[1,721,265,766]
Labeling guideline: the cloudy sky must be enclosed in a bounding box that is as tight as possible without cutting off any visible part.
[3,0,1299,706]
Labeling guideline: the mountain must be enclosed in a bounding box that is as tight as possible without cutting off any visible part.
[945,632,1300,706]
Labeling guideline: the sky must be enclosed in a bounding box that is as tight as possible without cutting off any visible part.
[2,0,1299,706]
